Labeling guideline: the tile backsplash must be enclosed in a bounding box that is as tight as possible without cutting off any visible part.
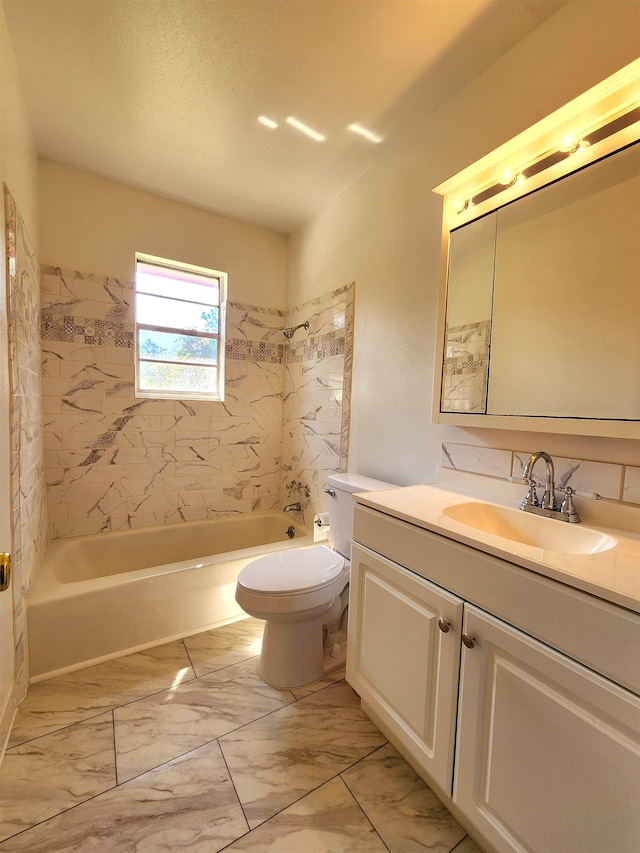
[442,442,639,506]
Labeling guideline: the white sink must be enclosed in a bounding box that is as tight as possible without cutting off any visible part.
[442,502,618,555]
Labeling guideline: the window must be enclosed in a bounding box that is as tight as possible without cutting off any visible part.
[134,253,227,401]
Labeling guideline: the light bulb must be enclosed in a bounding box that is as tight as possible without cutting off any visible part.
[558,133,590,154]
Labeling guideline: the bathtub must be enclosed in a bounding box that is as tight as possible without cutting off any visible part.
[28,511,314,681]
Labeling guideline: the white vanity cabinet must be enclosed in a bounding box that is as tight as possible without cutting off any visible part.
[348,501,640,853]
[455,605,640,853]
[347,543,463,792]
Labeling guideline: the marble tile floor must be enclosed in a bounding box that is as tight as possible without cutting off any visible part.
[0,617,484,852]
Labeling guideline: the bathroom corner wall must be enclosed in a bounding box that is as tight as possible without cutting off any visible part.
[4,186,48,698]
[281,284,354,526]
[288,2,640,488]
[41,265,286,538]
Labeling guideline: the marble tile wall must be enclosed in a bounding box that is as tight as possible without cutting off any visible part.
[40,265,287,539]
[40,267,353,539]
[280,284,354,528]
[3,186,48,727]
[441,442,640,505]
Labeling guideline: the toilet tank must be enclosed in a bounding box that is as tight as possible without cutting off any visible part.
[326,473,396,559]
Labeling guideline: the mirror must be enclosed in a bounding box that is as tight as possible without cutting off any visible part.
[441,141,640,425]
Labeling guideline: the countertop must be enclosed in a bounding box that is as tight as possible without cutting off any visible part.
[353,482,640,614]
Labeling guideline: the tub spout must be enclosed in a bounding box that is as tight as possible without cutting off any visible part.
[284,502,301,512]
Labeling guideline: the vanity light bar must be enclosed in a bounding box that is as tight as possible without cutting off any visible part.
[455,103,640,214]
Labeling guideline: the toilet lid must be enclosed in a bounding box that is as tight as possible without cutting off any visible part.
[238,545,345,594]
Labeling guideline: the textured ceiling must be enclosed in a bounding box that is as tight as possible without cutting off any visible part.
[4,0,567,233]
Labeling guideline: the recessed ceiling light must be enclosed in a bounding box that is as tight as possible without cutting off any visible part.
[286,117,326,142]
[258,116,278,129]
[348,123,382,144]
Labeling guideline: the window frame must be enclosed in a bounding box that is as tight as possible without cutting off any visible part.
[134,252,227,402]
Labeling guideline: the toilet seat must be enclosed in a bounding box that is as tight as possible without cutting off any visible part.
[237,545,345,595]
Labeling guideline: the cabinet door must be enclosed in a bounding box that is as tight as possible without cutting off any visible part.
[347,543,463,793]
[455,604,640,853]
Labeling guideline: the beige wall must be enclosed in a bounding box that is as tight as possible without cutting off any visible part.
[39,161,288,309]
[1,6,39,243]
[288,0,640,485]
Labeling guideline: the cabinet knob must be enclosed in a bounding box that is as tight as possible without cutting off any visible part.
[461,633,476,649]
[438,618,450,633]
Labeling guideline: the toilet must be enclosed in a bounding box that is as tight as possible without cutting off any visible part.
[235,473,395,688]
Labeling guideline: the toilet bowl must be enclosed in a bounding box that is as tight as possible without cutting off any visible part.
[236,544,349,688]
[235,473,396,688]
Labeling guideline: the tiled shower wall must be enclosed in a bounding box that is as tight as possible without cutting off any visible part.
[3,186,48,714]
[40,266,353,539]
[281,284,354,527]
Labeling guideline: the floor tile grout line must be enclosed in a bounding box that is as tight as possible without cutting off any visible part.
[2,725,259,845]
[109,675,351,788]
[110,710,119,787]
[9,672,353,812]
[215,740,393,852]
[451,834,478,852]
[8,652,262,749]
[337,773,393,853]
[4,622,370,847]
[108,675,309,788]
[7,706,117,751]
[216,735,252,844]
[180,636,196,675]
[11,667,306,819]
[3,702,396,848]
[0,771,124,846]
[185,643,266,678]
[9,622,265,749]
[190,652,270,681]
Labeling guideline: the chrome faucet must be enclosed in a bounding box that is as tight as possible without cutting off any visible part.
[521,451,557,511]
[284,502,301,513]
[510,451,604,524]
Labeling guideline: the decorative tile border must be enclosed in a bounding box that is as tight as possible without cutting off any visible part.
[226,339,284,363]
[41,312,284,363]
[41,314,134,347]
[286,330,345,364]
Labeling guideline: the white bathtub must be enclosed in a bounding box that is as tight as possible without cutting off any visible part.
[28,511,314,681]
